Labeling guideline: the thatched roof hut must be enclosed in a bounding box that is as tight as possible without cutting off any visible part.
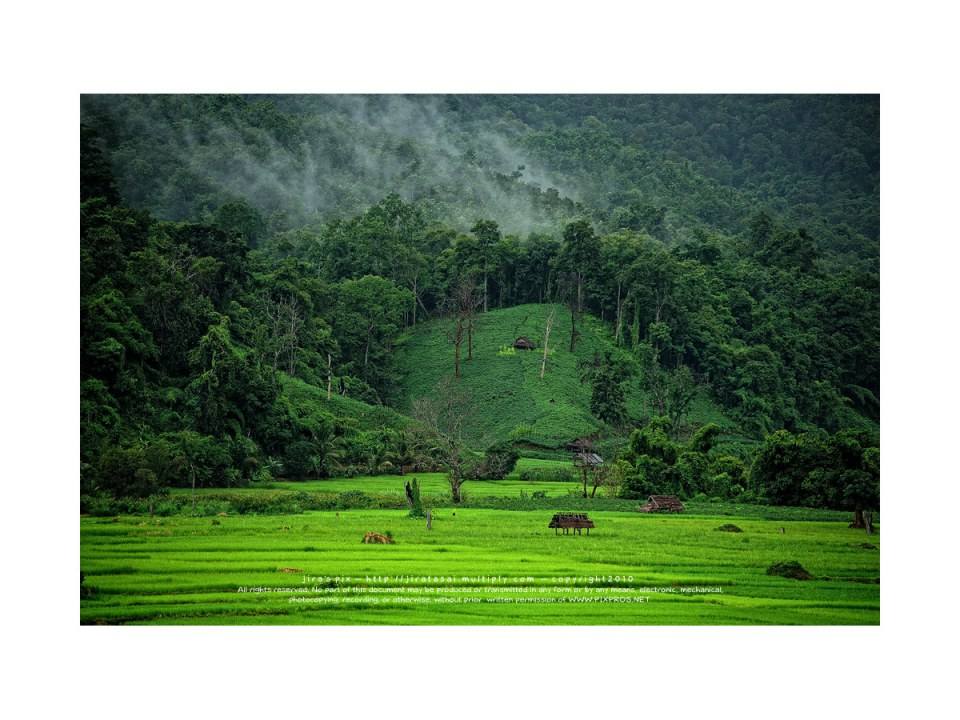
[638,495,685,513]
[573,452,603,467]
[548,512,595,535]
[513,336,536,350]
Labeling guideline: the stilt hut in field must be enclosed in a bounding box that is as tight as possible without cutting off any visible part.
[548,512,595,535]
[572,449,603,498]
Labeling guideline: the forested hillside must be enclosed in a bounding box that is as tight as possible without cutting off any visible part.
[81,94,878,505]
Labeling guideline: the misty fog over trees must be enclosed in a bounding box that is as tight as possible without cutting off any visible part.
[81,94,878,511]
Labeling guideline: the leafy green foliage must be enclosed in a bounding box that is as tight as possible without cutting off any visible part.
[477,442,520,480]
[80,95,878,510]
[749,429,880,512]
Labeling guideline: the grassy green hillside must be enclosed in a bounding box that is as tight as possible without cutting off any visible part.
[280,375,412,433]
[394,303,734,451]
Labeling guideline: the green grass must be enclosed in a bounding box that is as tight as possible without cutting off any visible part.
[170,458,578,498]
[394,303,736,449]
[81,509,879,625]
[279,374,412,432]
[170,474,580,499]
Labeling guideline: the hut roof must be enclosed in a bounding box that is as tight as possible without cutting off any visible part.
[573,452,604,467]
[513,336,536,350]
[638,495,685,513]
[548,513,595,529]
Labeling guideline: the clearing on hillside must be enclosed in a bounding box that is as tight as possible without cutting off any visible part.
[395,303,733,450]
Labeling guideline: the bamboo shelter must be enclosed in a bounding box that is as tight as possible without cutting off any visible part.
[548,513,595,535]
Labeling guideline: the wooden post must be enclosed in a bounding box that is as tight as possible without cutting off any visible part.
[864,512,874,535]
[426,510,432,530]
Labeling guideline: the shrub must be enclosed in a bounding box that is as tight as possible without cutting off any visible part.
[767,561,813,580]
[509,424,535,441]
[283,440,316,477]
[335,491,374,509]
[81,493,118,516]
[96,445,163,498]
[405,478,424,517]
[519,467,576,483]
[478,442,519,480]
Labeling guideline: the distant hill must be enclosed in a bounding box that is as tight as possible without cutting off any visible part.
[394,303,734,452]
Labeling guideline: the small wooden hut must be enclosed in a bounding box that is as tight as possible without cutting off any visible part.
[573,452,603,468]
[513,336,536,350]
[638,495,685,513]
[548,512,595,535]
[565,437,594,453]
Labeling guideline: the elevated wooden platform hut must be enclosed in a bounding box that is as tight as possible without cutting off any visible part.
[573,452,603,468]
[513,336,536,350]
[638,495,685,513]
[549,512,595,535]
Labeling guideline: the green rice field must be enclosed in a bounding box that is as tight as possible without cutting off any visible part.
[81,508,880,625]
[168,458,580,498]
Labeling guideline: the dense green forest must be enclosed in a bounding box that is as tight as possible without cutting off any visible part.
[80,94,878,513]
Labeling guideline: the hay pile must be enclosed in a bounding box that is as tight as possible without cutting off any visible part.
[766,561,813,580]
[362,532,394,544]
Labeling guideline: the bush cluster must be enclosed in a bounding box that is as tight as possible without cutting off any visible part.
[519,467,576,483]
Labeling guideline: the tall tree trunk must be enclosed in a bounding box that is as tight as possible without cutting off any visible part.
[569,305,578,352]
[577,272,583,313]
[326,353,332,400]
[615,281,623,345]
[632,300,640,347]
[411,276,418,326]
[454,319,463,378]
[483,273,488,313]
[467,318,473,360]
[540,308,556,379]
[850,509,865,528]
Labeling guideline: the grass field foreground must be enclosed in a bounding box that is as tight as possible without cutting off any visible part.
[81,509,879,625]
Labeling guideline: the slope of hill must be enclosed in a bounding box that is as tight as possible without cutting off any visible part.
[279,375,413,434]
[394,303,734,451]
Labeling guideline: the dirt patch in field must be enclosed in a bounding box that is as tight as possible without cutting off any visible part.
[715,523,743,532]
[277,567,303,573]
[767,561,813,580]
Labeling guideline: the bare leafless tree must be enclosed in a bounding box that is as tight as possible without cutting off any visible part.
[264,294,304,375]
[412,377,473,503]
[441,276,482,378]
